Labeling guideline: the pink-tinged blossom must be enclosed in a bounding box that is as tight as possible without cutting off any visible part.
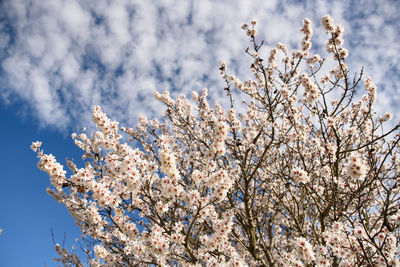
[291,167,310,183]
[296,237,315,263]
[379,112,394,122]
[354,226,367,240]
[322,15,335,33]
[346,152,366,180]
[30,141,42,152]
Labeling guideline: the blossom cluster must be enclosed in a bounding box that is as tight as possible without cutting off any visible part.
[291,167,310,183]
[299,72,319,103]
[364,76,377,103]
[36,152,67,191]
[296,237,315,263]
[346,152,367,180]
[300,18,313,56]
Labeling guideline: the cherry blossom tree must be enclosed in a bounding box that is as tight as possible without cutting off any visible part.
[32,15,400,266]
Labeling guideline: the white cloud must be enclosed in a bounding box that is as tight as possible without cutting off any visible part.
[0,0,399,130]
[60,1,91,39]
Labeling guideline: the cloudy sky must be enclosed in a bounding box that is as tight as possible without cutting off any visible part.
[1,0,400,266]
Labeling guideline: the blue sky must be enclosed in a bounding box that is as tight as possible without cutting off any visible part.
[1,0,400,266]
[0,103,82,266]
